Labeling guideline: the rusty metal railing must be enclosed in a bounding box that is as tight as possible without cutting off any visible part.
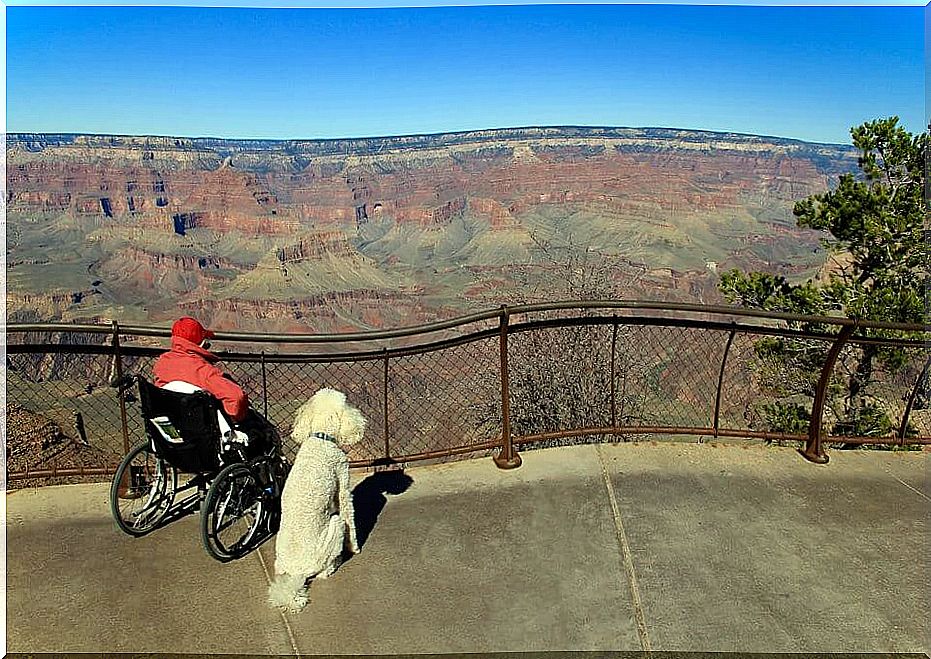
[6,301,929,482]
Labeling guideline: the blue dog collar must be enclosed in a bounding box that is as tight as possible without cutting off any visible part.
[312,431,338,443]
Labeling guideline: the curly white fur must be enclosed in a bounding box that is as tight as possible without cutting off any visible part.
[268,388,366,613]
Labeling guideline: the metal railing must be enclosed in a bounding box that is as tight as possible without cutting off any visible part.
[6,301,929,482]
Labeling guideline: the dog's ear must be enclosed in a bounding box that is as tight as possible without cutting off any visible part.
[338,405,368,446]
[290,397,315,444]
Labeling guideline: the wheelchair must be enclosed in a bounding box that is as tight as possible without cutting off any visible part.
[109,376,290,562]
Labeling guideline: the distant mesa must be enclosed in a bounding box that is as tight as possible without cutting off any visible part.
[5,126,859,331]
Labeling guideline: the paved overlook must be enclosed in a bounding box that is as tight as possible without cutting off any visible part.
[7,442,929,655]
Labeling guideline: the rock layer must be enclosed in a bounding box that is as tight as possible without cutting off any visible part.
[6,126,858,331]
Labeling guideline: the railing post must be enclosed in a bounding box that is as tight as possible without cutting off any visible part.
[712,324,737,438]
[111,320,131,454]
[260,350,269,418]
[801,323,856,464]
[898,354,931,444]
[494,305,521,469]
[382,347,391,462]
[610,314,618,429]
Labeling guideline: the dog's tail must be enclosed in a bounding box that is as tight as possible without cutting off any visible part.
[268,573,310,611]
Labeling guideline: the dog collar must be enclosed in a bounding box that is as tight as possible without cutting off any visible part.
[312,431,338,443]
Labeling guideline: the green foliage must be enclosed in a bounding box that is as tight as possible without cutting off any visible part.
[718,271,826,317]
[724,117,928,325]
[793,118,928,325]
[752,337,826,384]
[759,401,810,434]
[720,117,929,442]
[832,401,895,437]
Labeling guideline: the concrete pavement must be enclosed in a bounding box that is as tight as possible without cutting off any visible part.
[6,442,930,655]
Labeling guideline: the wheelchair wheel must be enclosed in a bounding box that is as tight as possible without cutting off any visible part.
[201,462,266,561]
[110,440,177,536]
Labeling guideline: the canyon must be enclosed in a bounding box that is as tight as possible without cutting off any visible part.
[6,126,858,334]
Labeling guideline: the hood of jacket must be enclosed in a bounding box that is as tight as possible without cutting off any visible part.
[169,335,221,363]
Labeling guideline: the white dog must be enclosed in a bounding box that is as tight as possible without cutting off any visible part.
[267,388,366,612]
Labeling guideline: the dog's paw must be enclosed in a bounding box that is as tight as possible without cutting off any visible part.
[285,592,309,613]
[317,557,341,579]
[268,573,309,611]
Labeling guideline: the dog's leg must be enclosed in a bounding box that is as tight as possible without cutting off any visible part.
[268,573,310,612]
[337,458,360,553]
[316,514,347,579]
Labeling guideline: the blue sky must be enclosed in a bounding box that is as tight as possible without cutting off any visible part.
[5,2,927,145]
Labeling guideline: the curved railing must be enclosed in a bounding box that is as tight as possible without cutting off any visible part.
[7,301,929,481]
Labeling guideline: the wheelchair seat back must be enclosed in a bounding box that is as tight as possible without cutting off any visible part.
[137,376,224,474]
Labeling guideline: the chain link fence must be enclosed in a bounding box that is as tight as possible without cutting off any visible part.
[7,303,930,482]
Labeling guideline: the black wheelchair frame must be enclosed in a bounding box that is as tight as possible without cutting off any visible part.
[109,376,289,562]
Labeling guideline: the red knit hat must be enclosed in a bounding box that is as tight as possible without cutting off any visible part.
[171,317,215,344]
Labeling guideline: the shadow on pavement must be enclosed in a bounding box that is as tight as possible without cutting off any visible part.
[352,468,415,548]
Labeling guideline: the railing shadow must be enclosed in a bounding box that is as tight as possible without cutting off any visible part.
[351,469,415,550]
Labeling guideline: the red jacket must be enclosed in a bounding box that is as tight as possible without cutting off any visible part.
[153,336,249,422]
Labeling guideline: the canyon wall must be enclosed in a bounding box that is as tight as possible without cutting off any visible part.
[6,127,858,332]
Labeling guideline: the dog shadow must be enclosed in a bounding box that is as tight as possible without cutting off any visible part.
[351,469,414,550]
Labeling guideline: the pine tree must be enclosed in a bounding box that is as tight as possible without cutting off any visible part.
[719,117,929,438]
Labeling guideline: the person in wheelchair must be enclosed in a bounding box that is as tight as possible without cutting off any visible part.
[153,316,277,459]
